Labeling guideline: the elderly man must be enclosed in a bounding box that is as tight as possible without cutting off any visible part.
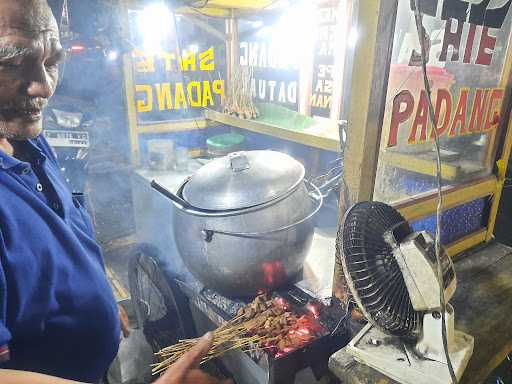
[0,1,228,383]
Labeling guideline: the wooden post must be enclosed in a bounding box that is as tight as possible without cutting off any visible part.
[332,0,399,303]
[486,112,512,241]
[485,29,512,241]
[341,0,398,204]
[120,0,141,167]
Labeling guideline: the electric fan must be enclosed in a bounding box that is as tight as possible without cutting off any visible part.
[340,201,474,384]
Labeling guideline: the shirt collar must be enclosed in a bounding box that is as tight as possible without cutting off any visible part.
[0,136,46,170]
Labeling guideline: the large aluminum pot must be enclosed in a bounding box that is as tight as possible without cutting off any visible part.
[151,151,322,297]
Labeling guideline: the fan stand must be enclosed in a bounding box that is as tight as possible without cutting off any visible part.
[346,305,474,384]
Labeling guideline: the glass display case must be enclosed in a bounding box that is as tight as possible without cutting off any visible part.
[122,0,353,301]
[116,1,512,381]
[339,0,512,259]
[122,0,512,301]
[374,0,512,203]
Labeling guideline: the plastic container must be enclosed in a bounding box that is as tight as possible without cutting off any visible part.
[206,133,245,157]
[174,146,189,172]
[147,140,174,171]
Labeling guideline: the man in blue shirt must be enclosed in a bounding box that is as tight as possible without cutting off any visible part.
[0,1,229,383]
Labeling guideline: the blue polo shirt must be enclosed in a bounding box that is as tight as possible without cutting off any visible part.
[0,135,120,382]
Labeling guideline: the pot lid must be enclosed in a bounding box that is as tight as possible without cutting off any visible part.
[182,150,305,210]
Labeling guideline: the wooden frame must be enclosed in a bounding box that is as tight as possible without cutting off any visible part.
[121,0,218,167]
[342,0,399,204]
[205,109,340,151]
[484,24,512,170]
[123,55,213,166]
[123,52,143,166]
[123,0,348,166]
[341,0,512,258]
[486,121,512,241]
[395,176,497,222]
[122,0,512,259]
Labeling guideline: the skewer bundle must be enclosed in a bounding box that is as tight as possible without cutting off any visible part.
[151,294,323,375]
[224,65,259,119]
[152,319,262,375]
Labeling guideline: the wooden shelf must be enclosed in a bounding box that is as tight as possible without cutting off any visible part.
[137,119,213,134]
[205,109,340,152]
[125,0,282,17]
[381,150,486,181]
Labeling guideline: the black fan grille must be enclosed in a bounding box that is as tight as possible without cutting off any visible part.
[341,202,421,338]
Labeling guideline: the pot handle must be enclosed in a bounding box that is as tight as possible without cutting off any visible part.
[151,180,228,217]
[201,179,323,240]
[151,180,190,207]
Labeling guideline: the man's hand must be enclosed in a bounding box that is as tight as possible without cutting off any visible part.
[155,332,233,384]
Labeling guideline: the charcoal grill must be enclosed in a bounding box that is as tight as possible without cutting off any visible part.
[176,281,348,384]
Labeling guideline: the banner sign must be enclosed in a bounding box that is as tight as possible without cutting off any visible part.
[132,48,225,123]
[386,0,512,148]
[128,10,225,124]
[239,39,300,110]
[310,5,338,118]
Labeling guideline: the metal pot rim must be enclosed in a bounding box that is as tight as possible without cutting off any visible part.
[182,151,306,210]
[175,176,304,217]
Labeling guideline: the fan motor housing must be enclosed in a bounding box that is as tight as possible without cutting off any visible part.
[389,231,456,312]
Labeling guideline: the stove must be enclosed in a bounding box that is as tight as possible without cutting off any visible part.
[175,280,349,384]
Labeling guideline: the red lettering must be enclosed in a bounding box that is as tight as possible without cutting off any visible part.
[468,89,490,132]
[439,19,463,62]
[388,90,414,147]
[463,23,477,63]
[449,89,469,137]
[475,27,496,65]
[409,91,429,144]
[431,89,452,139]
[484,88,504,131]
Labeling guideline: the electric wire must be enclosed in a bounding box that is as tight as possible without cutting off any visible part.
[330,298,354,336]
[412,1,457,383]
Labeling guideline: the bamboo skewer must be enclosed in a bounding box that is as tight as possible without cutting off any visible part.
[224,65,259,119]
[151,314,260,375]
[152,332,264,375]
[151,294,323,376]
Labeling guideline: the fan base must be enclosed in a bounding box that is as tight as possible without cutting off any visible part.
[344,323,474,384]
